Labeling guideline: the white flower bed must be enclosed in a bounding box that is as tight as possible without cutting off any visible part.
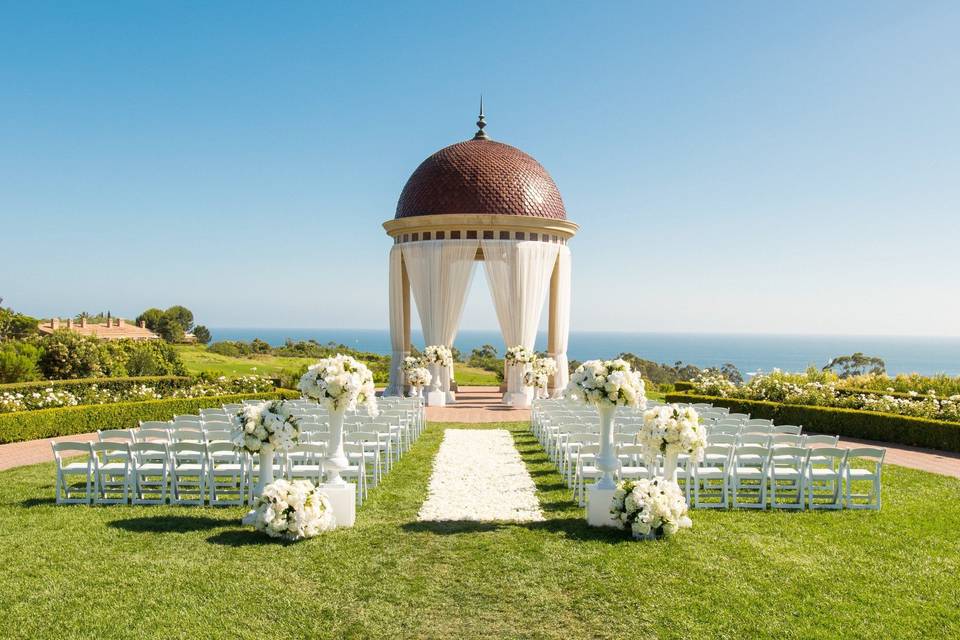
[418,429,544,522]
[242,479,336,540]
[298,354,378,416]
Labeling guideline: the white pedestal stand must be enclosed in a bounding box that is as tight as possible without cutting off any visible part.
[586,404,621,527]
[426,362,446,407]
[323,406,357,528]
[442,363,456,404]
[503,363,530,406]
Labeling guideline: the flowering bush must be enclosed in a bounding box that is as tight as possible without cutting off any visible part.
[504,345,535,365]
[242,479,336,540]
[422,345,453,367]
[298,354,379,416]
[406,367,432,388]
[232,400,301,454]
[566,359,647,409]
[610,478,692,539]
[639,404,707,466]
[689,369,960,423]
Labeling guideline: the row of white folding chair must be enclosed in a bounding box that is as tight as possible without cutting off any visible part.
[685,445,883,510]
[705,433,832,448]
[52,440,372,506]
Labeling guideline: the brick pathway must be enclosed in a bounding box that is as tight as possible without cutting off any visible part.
[2,388,958,480]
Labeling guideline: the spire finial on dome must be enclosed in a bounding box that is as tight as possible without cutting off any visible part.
[473,95,489,140]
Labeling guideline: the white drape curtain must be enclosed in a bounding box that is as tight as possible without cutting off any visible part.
[550,245,572,396]
[401,238,479,349]
[480,240,561,398]
[384,245,406,396]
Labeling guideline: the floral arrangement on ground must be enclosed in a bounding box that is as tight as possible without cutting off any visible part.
[242,479,336,540]
[611,478,692,539]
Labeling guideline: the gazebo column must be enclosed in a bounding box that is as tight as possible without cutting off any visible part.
[547,246,571,397]
[385,247,411,397]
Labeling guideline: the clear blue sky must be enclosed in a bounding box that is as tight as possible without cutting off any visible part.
[2,1,958,335]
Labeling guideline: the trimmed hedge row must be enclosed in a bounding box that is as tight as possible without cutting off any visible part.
[0,375,194,395]
[672,381,696,392]
[665,391,960,453]
[0,390,299,444]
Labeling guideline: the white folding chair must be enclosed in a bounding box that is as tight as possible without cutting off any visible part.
[170,443,208,505]
[771,424,802,435]
[130,442,169,505]
[806,448,847,510]
[844,447,885,510]
[52,442,94,505]
[91,442,131,505]
[135,428,170,443]
[768,447,809,510]
[692,445,732,509]
[206,442,246,506]
[286,443,326,484]
[574,444,601,507]
[730,445,770,509]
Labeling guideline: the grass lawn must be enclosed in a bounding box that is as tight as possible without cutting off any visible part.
[173,345,500,386]
[2,422,958,639]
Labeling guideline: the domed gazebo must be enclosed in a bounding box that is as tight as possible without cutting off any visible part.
[383,105,577,406]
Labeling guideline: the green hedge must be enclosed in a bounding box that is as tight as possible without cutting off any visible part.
[0,390,299,444]
[0,375,194,395]
[665,392,960,452]
[672,381,695,392]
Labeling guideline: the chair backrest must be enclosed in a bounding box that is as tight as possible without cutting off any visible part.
[204,429,235,443]
[707,434,737,446]
[51,441,92,462]
[745,418,773,428]
[202,420,234,431]
[139,420,171,430]
[733,445,770,467]
[739,434,771,447]
[771,434,803,448]
[806,447,847,469]
[98,429,134,443]
[772,424,802,435]
[135,428,170,443]
[170,442,206,463]
[206,441,242,463]
[804,435,839,447]
[727,412,750,420]
[845,447,885,466]
[709,425,741,436]
[131,441,168,463]
[91,441,131,462]
[171,428,205,443]
[174,414,201,422]
[741,425,772,435]
[577,444,600,459]
[700,445,732,466]
[769,446,809,467]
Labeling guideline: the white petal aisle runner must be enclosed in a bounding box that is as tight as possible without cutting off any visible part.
[418,429,545,522]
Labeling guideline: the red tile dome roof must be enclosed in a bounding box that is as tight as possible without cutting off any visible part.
[395,139,567,220]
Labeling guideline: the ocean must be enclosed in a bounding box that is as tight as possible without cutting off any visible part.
[207,328,960,376]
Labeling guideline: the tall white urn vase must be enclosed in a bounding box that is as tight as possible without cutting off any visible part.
[254,444,275,498]
[662,450,680,483]
[321,406,356,527]
[586,404,621,527]
[426,362,446,407]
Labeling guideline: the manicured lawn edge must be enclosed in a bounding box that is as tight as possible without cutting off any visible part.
[0,390,299,443]
[665,391,960,452]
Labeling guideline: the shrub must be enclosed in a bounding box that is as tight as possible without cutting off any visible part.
[192,325,211,344]
[665,391,960,452]
[0,375,193,396]
[673,381,695,392]
[0,342,41,383]
[37,331,106,379]
[0,390,299,443]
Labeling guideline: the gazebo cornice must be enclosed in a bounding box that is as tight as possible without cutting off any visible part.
[382,213,579,240]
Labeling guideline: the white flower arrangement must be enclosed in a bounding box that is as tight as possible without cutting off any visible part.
[504,345,535,365]
[407,366,432,388]
[639,404,707,466]
[242,479,336,541]
[423,345,453,367]
[610,478,692,539]
[401,355,423,374]
[533,356,558,376]
[298,354,379,416]
[232,400,301,454]
[523,368,549,389]
[565,359,647,409]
